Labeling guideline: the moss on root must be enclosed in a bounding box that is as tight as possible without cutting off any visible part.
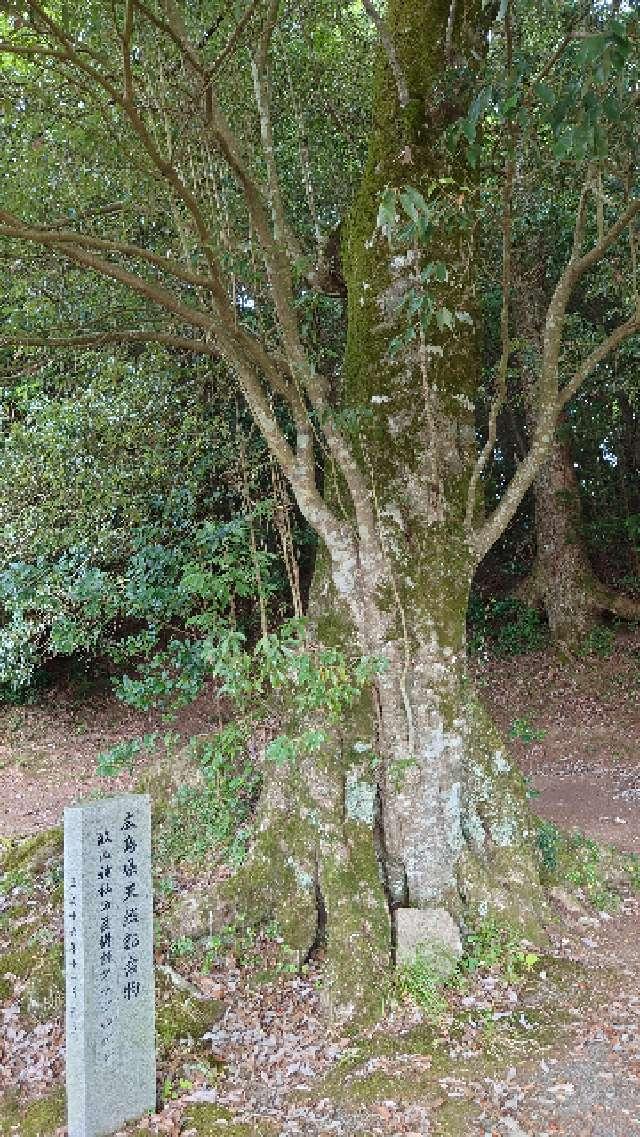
[457,695,550,942]
[321,820,391,1026]
[0,1089,65,1137]
[0,829,62,876]
[156,993,225,1057]
[179,1104,276,1136]
[225,811,318,954]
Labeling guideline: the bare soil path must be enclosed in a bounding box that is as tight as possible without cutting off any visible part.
[0,682,221,836]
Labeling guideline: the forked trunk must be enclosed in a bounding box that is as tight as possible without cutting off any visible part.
[519,415,640,650]
[231,0,547,1022]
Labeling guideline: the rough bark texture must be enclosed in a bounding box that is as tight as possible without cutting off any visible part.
[519,419,640,651]
[231,0,548,1023]
[514,264,640,650]
[338,0,544,936]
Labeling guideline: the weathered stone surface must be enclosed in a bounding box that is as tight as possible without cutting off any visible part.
[395,907,462,977]
[64,794,155,1137]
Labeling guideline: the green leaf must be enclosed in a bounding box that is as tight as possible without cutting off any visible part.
[265,735,297,765]
[399,185,429,222]
[376,187,398,235]
[401,291,425,319]
[435,307,454,331]
[388,327,416,357]
[300,728,327,752]
[575,33,609,67]
[421,261,448,284]
[466,143,481,168]
[534,82,555,107]
[468,87,492,125]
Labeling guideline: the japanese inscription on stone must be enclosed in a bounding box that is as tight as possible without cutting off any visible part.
[64,794,155,1137]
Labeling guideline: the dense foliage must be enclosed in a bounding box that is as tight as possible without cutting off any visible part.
[0,0,638,700]
[0,348,302,700]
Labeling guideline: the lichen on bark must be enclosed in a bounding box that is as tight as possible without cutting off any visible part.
[227,0,552,1021]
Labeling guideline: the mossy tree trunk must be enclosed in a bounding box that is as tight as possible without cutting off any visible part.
[8,0,636,1029]
[233,0,547,1023]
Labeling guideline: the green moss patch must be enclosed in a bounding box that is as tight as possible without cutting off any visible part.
[156,994,225,1056]
[307,957,588,1121]
[0,939,64,1022]
[0,829,62,877]
[1,947,39,997]
[20,945,64,1024]
[0,1088,65,1137]
[179,1103,274,1136]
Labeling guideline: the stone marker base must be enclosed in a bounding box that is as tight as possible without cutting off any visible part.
[395,907,462,978]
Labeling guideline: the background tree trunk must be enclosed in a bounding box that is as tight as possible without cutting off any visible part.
[618,391,640,576]
[520,417,640,648]
[514,272,640,649]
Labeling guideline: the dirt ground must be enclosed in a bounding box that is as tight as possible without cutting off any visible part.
[475,624,640,855]
[2,628,638,849]
[1,629,639,1136]
[0,681,222,836]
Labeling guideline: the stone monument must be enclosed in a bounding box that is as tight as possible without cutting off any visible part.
[64,794,156,1137]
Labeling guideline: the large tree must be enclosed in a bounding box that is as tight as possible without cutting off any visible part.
[510,157,640,649]
[1,0,638,1019]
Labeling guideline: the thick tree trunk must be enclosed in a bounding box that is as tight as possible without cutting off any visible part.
[336,0,544,947]
[231,0,547,1023]
[618,391,640,576]
[519,417,640,650]
[513,263,640,648]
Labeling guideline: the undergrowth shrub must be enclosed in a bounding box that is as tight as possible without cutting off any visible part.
[459,916,539,985]
[537,821,620,909]
[509,716,546,743]
[100,619,386,867]
[467,595,547,656]
[579,624,616,658]
[155,726,262,868]
[0,350,306,705]
[396,914,540,1017]
[396,948,448,1019]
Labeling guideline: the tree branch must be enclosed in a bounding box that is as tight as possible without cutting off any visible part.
[361,0,408,109]
[0,0,374,584]
[470,190,640,563]
[0,330,220,355]
[559,309,640,409]
[0,225,215,333]
[0,214,220,294]
[569,197,640,284]
[121,0,135,103]
[465,2,515,533]
[207,3,264,78]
